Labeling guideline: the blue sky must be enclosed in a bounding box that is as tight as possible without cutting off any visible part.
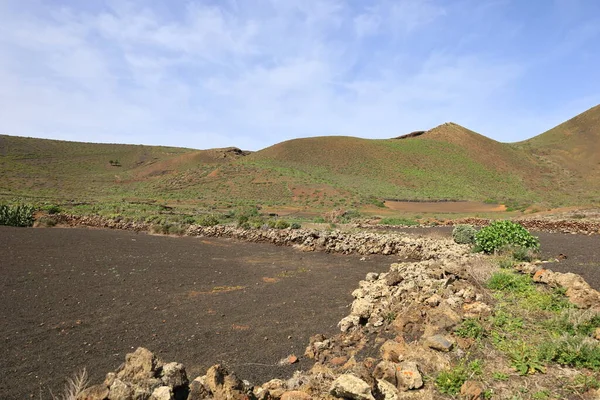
[1,0,599,150]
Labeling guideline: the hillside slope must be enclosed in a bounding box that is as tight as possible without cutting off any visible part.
[1,104,599,210]
[239,123,551,205]
[0,135,246,201]
[516,104,600,202]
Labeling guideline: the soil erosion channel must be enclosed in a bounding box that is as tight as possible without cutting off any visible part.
[0,226,391,399]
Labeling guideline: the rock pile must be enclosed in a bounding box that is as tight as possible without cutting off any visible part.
[75,248,600,399]
[78,252,495,400]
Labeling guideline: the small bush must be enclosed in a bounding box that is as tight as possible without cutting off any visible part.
[379,217,418,226]
[248,216,265,229]
[455,318,485,339]
[45,204,62,215]
[452,224,477,244]
[290,222,301,229]
[435,361,482,395]
[475,220,539,254]
[487,271,533,293]
[274,220,290,229]
[196,214,220,227]
[237,215,249,227]
[435,366,467,395]
[539,336,600,370]
[0,204,35,227]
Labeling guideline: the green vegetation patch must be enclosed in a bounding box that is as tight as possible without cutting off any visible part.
[0,204,35,227]
[475,220,539,254]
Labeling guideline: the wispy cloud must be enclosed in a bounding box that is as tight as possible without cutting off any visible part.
[0,0,599,149]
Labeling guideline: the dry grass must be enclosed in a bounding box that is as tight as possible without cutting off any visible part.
[49,369,88,400]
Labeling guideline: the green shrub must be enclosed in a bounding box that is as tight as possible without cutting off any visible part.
[539,336,600,370]
[313,216,326,223]
[455,318,485,339]
[290,222,301,229]
[274,220,290,229]
[237,215,249,227]
[501,244,536,262]
[0,204,35,227]
[196,214,220,227]
[435,366,467,395]
[487,271,533,293]
[45,204,62,215]
[248,216,265,229]
[452,224,477,244]
[379,217,418,226]
[435,361,482,395]
[475,220,539,254]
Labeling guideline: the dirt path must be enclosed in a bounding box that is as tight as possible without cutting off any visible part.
[0,227,391,399]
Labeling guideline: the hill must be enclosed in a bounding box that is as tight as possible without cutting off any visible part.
[240,123,550,206]
[516,104,600,203]
[0,105,599,214]
[0,135,248,202]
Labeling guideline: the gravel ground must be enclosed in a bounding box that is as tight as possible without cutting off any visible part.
[1,225,598,399]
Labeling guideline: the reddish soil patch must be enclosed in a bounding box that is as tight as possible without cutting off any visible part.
[384,201,506,213]
[0,226,391,399]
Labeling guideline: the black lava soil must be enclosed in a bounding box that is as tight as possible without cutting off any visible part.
[1,226,599,399]
[0,227,392,399]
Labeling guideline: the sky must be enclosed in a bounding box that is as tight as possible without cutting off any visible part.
[1,0,599,151]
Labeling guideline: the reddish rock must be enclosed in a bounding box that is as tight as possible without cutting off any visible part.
[460,380,484,400]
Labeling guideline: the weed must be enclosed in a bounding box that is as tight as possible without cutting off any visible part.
[492,372,509,381]
[45,204,62,215]
[383,312,396,324]
[274,220,290,229]
[507,341,546,375]
[497,256,515,269]
[570,373,600,393]
[435,366,468,395]
[532,390,551,399]
[487,271,532,293]
[455,318,485,339]
[435,359,483,395]
[539,335,600,370]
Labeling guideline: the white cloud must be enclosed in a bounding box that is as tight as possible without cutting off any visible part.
[0,0,598,149]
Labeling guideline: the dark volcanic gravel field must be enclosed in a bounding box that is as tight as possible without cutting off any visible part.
[0,226,392,399]
[1,226,599,398]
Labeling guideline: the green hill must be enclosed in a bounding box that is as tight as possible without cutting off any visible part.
[515,104,600,203]
[1,105,599,214]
